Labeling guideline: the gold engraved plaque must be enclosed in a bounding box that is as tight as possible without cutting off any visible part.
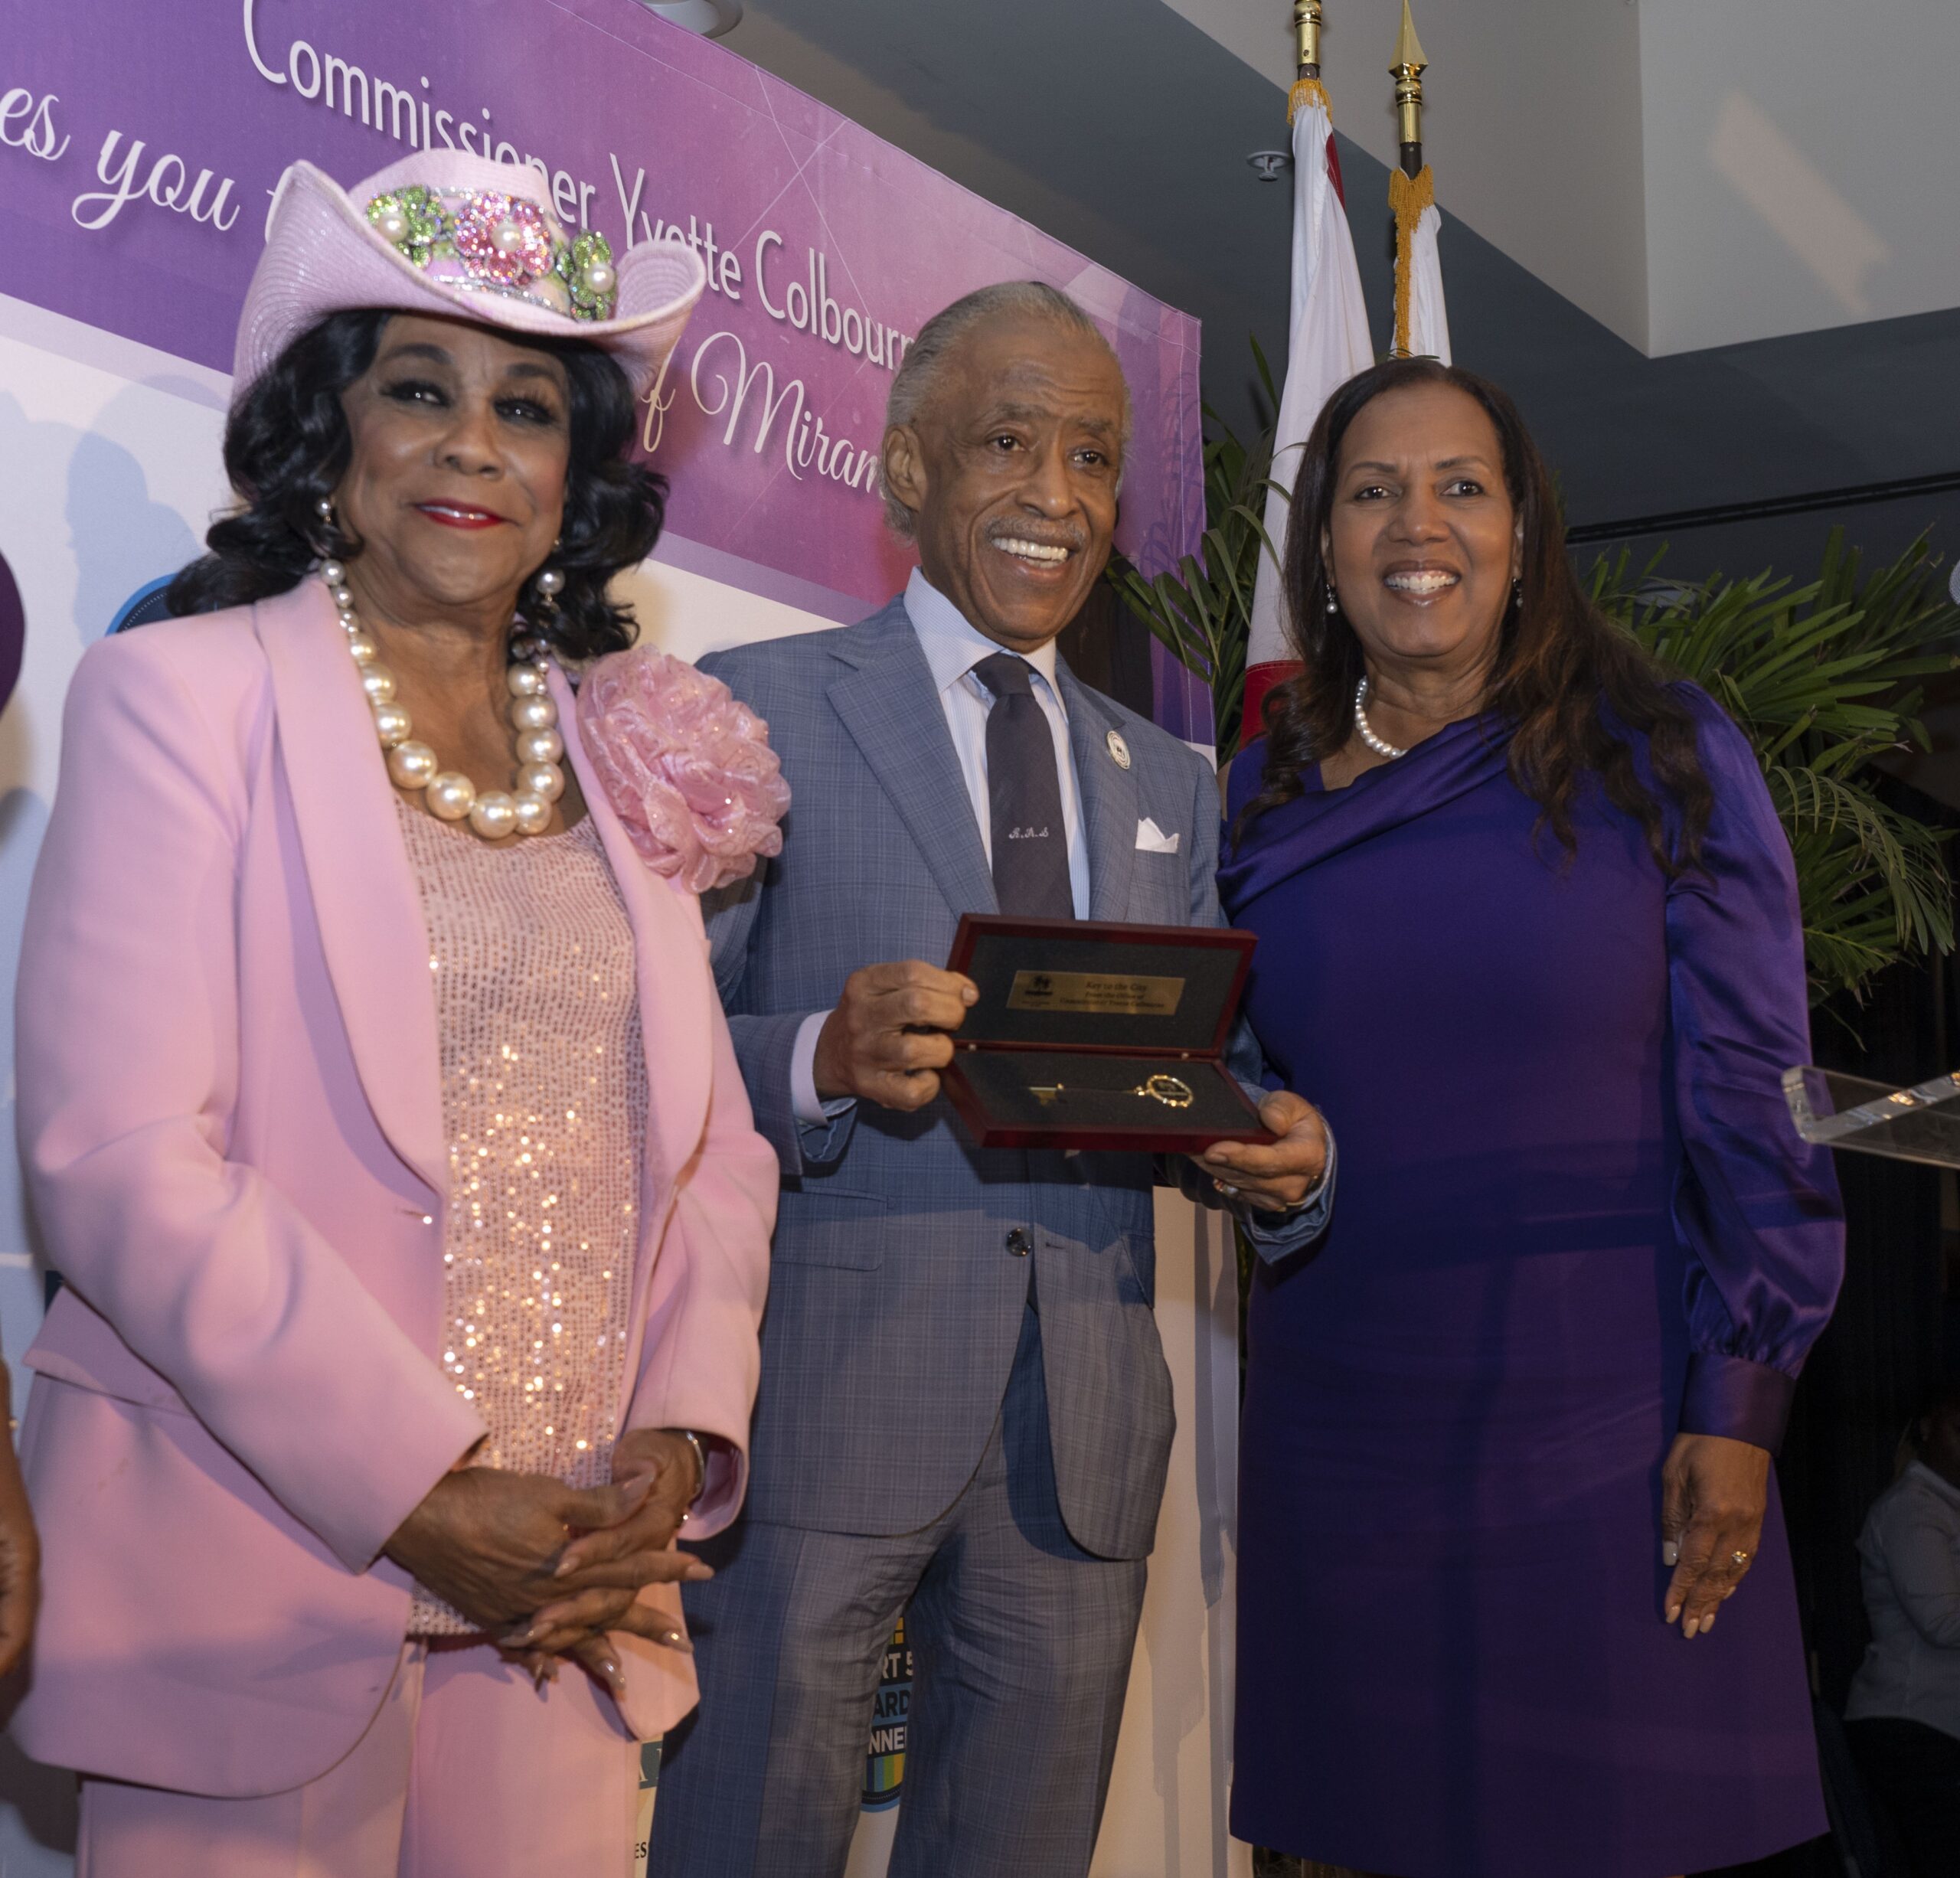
[1005,970,1186,1017]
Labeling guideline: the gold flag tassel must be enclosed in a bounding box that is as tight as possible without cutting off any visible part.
[1389,164,1435,359]
[1288,77,1331,125]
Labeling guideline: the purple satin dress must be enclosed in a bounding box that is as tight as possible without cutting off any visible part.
[1219,690,1844,1877]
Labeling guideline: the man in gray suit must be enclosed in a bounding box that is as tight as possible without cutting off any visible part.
[651,282,1331,1878]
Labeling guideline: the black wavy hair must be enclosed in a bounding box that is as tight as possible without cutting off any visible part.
[1236,356,1713,874]
[164,309,663,659]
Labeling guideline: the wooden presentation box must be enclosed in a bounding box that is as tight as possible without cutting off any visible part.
[939,913,1272,1152]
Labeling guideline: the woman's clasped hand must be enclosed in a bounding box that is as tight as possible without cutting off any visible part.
[383,1429,711,1694]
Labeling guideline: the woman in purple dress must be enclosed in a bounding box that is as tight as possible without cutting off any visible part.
[1219,358,1845,1876]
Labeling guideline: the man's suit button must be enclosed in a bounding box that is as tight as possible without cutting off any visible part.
[1005,1227,1032,1257]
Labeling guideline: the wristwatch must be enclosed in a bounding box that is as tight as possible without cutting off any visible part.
[675,1429,709,1515]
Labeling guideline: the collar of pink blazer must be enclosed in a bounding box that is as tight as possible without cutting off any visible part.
[260,576,715,1206]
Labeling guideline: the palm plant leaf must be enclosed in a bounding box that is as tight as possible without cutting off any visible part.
[1599,529,1960,1004]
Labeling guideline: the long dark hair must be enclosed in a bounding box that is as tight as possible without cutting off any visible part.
[164,309,664,660]
[1237,358,1712,873]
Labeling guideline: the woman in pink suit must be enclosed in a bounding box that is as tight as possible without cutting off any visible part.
[11,152,788,1876]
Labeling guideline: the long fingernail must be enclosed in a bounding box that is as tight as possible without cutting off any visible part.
[1661,1542,1679,1567]
[505,1622,541,1648]
[1700,1609,1717,1632]
[1664,1603,1681,1624]
[531,1659,549,1690]
[657,1628,695,1655]
[683,1563,715,1582]
[554,1554,580,1579]
[599,1658,625,1697]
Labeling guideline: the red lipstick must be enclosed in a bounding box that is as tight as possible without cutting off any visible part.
[414,502,508,531]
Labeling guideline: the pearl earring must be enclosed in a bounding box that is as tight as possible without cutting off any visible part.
[1325,582,1340,617]
[309,495,345,561]
[531,567,566,627]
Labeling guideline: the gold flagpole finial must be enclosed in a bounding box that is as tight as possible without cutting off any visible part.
[1293,0,1323,79]
[1392,0,1427,73]
[1388,0,1431,355]
[1390,0,1427,177]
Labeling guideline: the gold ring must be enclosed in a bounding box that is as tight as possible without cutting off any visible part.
[1731,1550,1751,1566]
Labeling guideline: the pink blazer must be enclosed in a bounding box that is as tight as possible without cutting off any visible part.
[11,580,776,1795]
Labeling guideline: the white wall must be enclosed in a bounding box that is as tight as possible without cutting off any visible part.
[1158,0,1652,349]
[1638,0,1960,354]
[1155,0,1960,360]
[1089,1197,1250,1878]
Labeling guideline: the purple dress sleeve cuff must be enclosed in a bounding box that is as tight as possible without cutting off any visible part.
[1681,1351,1797,1454]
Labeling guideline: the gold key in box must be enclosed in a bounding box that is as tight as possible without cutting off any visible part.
[942,915,1271,1151]
[1029,1074,1195,1110]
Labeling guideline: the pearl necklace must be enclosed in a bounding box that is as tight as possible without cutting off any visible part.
[324,563,568,841]
[1352,678,1407,761]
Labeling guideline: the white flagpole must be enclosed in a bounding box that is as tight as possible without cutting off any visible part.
[1240,5,1373,746]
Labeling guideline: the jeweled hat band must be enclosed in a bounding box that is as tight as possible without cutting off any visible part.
[364,185,619,323]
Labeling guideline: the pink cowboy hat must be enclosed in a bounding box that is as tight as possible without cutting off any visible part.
[233,150,706,403]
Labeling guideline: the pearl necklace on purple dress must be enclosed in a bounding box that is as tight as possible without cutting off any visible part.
[1353,678,1408,761]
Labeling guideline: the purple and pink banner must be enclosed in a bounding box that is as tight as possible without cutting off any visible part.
[0,0,1209,736]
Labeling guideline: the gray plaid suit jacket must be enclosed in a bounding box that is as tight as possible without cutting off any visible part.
[701,598,1309,1561]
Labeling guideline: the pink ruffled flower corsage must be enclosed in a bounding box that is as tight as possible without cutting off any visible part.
[576,646,789,893]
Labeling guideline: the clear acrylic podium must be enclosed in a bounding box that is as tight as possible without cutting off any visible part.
[1782,1066,1960,1169]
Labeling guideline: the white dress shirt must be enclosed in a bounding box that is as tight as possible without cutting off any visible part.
[790,569,1088,1122]
[1847,1459,1960,1742]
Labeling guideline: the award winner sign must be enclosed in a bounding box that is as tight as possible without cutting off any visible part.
[1,0,1204,637]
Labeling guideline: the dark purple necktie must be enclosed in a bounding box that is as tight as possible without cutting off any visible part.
[974,652,1073,920]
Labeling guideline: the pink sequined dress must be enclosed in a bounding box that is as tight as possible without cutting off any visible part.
[395,799,647,1635]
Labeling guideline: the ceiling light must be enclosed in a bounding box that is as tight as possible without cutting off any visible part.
[635,0,743,37]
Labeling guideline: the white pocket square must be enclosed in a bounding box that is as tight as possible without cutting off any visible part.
[1135,817,1181,854]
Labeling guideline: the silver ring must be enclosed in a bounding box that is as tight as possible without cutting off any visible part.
[1214,1179,1240,1199]
[1731,1550,1751,1567]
